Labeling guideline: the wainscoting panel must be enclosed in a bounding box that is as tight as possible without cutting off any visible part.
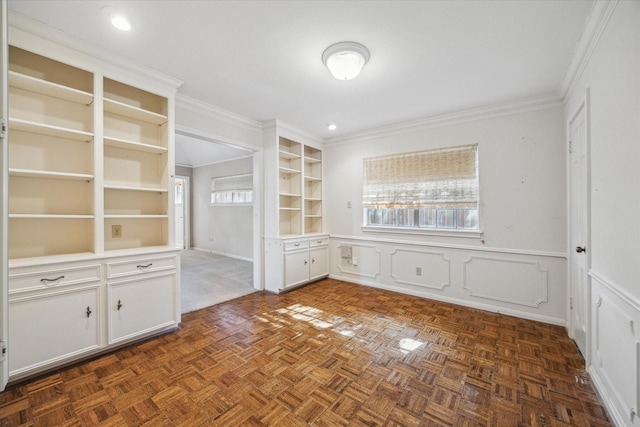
[590,271,640,427]
[462,256,548,307]
[390,248,450,290]
[335,242,382,280]
[329,235,567,325]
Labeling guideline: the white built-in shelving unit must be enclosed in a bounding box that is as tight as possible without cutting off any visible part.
[264,122,328,293]
[5,41,181,382]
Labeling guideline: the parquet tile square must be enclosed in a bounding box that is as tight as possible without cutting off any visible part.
[0,279,612,426]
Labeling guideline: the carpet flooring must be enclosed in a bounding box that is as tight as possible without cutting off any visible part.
[181,250,255,313]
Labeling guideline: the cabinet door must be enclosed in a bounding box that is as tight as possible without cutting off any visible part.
[108,273,177,344]
[309,246,329,281]
[284,250,309,288]
[9,286,100,376]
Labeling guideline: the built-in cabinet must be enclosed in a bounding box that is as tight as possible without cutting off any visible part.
[5,42,181,381]
[263,122,328,293]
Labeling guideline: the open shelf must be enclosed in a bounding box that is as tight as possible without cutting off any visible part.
[9,71,93,105]
[9,168,93,182]
[104,98,167,125]
[279,166,301,174]
[9,118,93,142]
[104,184,167,193]
[9,214,94,219]
[279,150,301,160]
[104,136,168,154]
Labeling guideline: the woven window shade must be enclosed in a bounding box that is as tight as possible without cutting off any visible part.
[211,174,253,192]
[363,144,478,209]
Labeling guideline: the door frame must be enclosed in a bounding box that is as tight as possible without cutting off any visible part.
[175,126,264,291]
[566,91,591,363]
[175,175,190,250]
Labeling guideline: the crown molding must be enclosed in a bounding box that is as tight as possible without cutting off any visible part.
[559,0,619,100]
[8,11,183,91]
[323,94,563,146]
[176,94,262,136]
[261,119,323,147]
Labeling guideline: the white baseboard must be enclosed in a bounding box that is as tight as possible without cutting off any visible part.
[191,247,253,262]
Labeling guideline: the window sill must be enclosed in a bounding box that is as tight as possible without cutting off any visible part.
[210,203,253,207]
[361,225,483,239]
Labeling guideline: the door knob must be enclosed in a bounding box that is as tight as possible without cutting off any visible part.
[576,246,586,253]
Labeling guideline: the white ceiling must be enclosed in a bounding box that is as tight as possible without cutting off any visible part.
[175,133,252,168]
[8,0,593,142]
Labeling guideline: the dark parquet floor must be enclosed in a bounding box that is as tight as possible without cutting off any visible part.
[0,279,611,426]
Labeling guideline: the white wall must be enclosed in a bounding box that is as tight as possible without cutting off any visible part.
[324,104,568,324]
[564,2,640,426]
[192,156,253,260]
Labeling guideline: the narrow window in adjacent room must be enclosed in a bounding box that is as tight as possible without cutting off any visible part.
[363,144,479,231]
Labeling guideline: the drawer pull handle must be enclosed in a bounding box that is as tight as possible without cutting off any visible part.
[317,240,322,244]
[41,275,65,283]
[137,263,153,269]
[117,300,123,311]
[86,306,92,318]
[294,243,300,247]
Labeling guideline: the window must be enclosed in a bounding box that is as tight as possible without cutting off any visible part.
[210,173,253,205]
[363,144,479,232]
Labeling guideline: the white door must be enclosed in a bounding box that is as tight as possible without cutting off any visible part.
[175,178,185,249]
[569,102,589,359]
[0,0,8,390]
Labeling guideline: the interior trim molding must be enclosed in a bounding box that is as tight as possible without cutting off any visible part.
[262,119,323,147]
[330,234,567,259]
[176,94,262,136]
[335,242,381,279]
[559,0,619,100]
[590,269,640,313]
[389,248,450,291]
[462,256,549,308]
[323,94,562,146]
[329,273,566,326]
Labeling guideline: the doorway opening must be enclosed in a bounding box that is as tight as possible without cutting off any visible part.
[175,131,261,313]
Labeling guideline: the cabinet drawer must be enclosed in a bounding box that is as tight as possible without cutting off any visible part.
[107,255,177,279]
[284,240,308,251]
[9,264,101,293]
[309,237,329,247]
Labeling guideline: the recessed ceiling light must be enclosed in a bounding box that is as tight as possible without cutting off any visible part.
[327,124,337,131]
[102,7,132,31]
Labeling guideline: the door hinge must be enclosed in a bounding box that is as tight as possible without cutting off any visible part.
[0,341,6,362]
[569,297,573,310]
[0,119,6,138]
[568,139,573,154]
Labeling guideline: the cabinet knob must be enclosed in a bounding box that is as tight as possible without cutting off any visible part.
[86,306,92,318]
[294,243,300,247]
[117,300,123,311]
[312,258,315,263]
[304,259,308,265]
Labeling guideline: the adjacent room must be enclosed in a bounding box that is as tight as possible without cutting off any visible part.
[174,133,256,313]
[0,1,638,426]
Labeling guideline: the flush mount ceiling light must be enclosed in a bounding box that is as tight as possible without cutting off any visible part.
[322,41,370,81]
[102,7,132,31]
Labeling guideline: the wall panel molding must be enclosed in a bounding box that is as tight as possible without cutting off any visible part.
[330,234,566,259]
[590,272,640,427]
[462,256,548,308]
[335,242,381,279]
[389,248,450,290]
[329,236,566,325]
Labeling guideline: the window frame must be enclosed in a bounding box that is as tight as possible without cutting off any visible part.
[210,173,254,207]
[361,144,482,238]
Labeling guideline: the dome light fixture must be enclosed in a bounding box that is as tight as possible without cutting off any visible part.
[322,41,370,81]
